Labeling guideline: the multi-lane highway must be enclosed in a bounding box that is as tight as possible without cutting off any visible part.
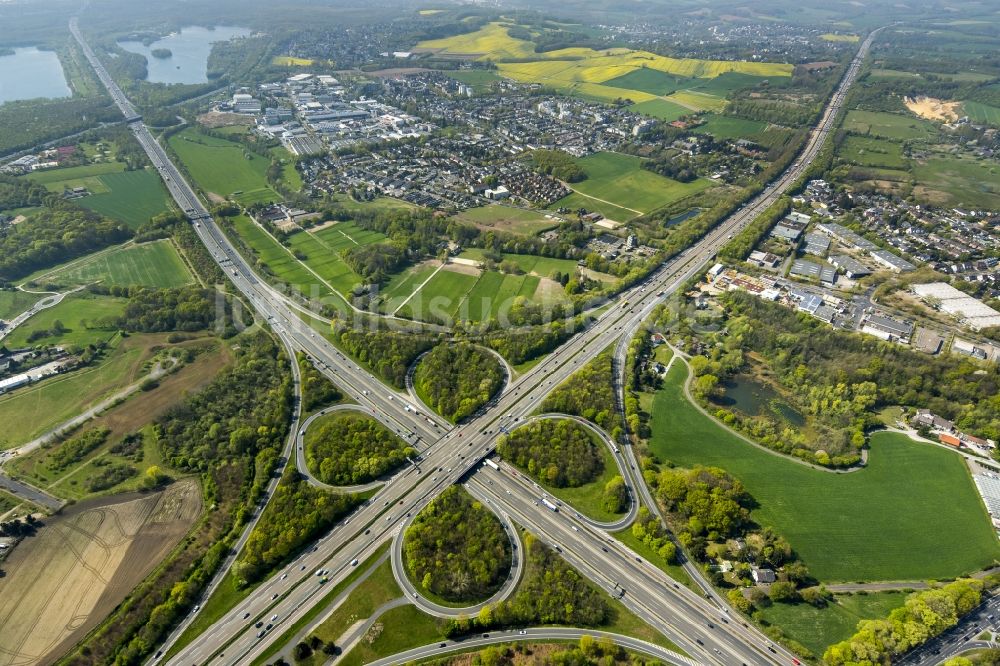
[70,13,878,665]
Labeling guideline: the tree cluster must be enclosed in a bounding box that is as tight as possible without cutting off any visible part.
[0,198,131,282]
[233,467,361,587]
[497,419,603,488]
[630,506,677,564]
[334,324,439,388]
[297,352,341,413]
[156,334,293,472]
[476,317,586,366]
[824,579,984,665]
[341,241,407,284]
[116,286,221,333]
[413,343,504,423]
[403,486,511,602]
[305,412,415,486]
[48,427,110,472]
[85,460,137,492]
[531,149,587,183]
[655,465,751,547]
[723,291,1000,441]
[444,536,609,636]
[540,350,616,431]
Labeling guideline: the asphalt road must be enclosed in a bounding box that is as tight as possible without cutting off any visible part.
[70,12,879,665]
[365,627,698,666]
[897,593,1000,665]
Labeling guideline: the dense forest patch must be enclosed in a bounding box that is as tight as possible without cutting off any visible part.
[413,343,505,422]
[497,418,603,488]
[304,411,416,485]
[403,486,511,603]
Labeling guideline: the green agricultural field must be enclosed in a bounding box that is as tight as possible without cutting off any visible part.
[39,240,193,288]
[912,154,1000,209]
[963,100,1000,126]
[228,215,344,308]
[667,90,727,112]
[452,205,559,236]
[76,170,174,228]
[26,162,125,188]
[839,135,907,169]
[629,98,689,121]
[4,293,127,349]
[868,69,922,80]
[399,267,478,322]
[445,69,502,92]
[0,290,37,321]
[0,334,150,447]
[648,364,1000,582]
[605,68,687,96]
[694,115,768,140]
[550,191,637,223]
[270,146,303,191]
[168,128,279,204]
[758,591,908,657]
[682,72,774,97]
[843,110,937,141]
[556,152,713,219]
[378,263,439,314]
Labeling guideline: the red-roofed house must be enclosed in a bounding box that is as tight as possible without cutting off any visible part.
[939,433,961,448]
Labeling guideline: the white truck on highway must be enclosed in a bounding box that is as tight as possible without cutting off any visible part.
[541,497,558,512]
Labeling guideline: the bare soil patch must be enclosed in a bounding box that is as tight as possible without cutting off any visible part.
[196,112,253,129]
[904,96,961,122]
[0,479,201,666]
[442,262,481,277]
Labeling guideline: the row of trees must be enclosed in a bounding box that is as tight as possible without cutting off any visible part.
[476,316,589,366]
[48,427,110,471]
[233,468,360,587]
[403,486,511,602]
[413,343,505,422]
[497,419,603,488]
[304,412,415,486]
[824,579,984,665]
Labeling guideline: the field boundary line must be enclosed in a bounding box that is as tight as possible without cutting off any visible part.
[564,186,644,215]
[391,263,445,315]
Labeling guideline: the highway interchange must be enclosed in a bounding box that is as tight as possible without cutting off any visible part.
[70,14,878,665]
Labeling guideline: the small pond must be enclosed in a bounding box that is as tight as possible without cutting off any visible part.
[712,374,806,427]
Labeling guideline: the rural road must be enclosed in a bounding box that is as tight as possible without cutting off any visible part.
[0,286,85,343]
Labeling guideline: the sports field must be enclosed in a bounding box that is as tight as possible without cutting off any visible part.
[378,262,439,314]
[38,240,193,288]
[452,204,559,236]
[556,152,714,219]
[397,264,552,324]
[648,363,1000,582]
[843,110,937,141]
[26,162,125,189]
[457,248,580,278]
[168,128,279,205]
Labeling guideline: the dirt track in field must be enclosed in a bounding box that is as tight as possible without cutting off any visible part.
[0,479,201,666]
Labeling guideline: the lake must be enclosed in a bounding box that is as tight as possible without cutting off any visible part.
[118,26,251,85]
[712,374,806,427]
[0,47,71,104]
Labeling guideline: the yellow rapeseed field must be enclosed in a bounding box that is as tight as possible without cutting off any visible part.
[272,55,315,66]
[418,22,537,59]
[821,33,860,42]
